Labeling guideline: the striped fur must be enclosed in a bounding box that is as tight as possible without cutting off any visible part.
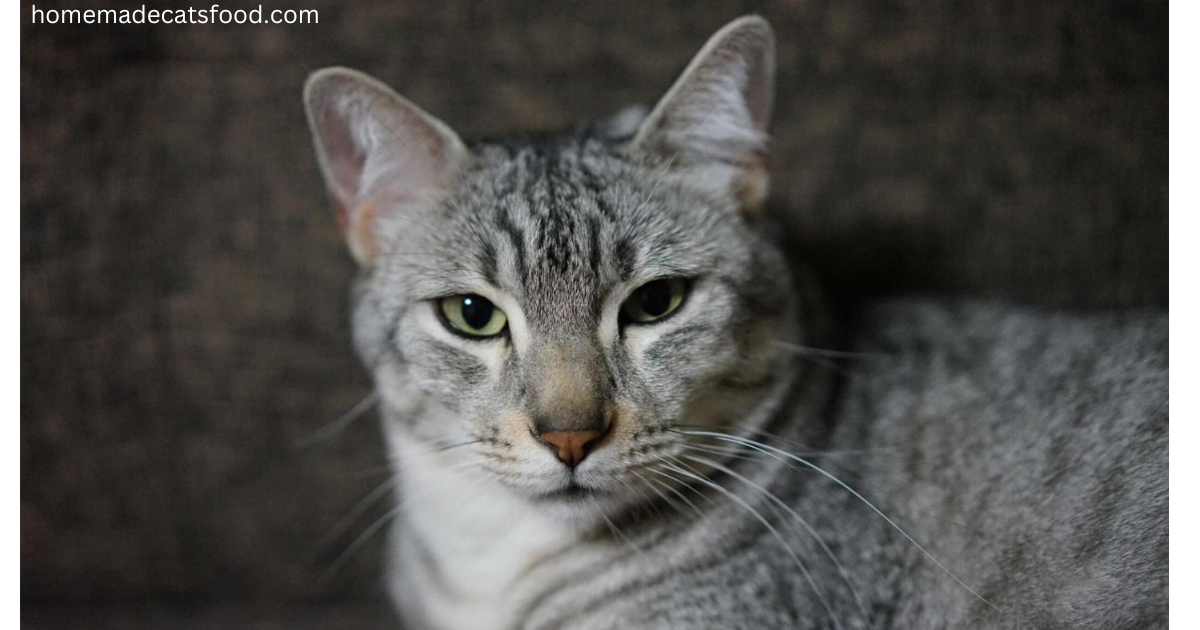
[304,16,1167,630]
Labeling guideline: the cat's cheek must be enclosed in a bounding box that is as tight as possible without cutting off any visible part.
[410,304,512,380]
[372,359,425,420]
[728,314,788,389]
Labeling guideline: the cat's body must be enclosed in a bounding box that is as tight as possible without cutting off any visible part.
[303,16,1168,629]
[384,300,1167,630]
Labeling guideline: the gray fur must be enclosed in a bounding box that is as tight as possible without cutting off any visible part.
[304,15,1167,630]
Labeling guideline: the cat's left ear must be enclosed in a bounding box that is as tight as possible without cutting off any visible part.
[304,67,468,265]
[631,15,775,212]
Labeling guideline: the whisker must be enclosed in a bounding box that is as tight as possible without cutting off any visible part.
[651,465,719,509]
[674,422,826,454]
[292,392,379,450]
[617,476,664,520]
[784,350,856,377]
[676,423,896,460]
[772,340,882,361]
[317,458,492,588]
[646,472,707,520]
[675,441,771,464]
[318,504,403,588]
[653,454,844,630]
[912,510,987,537]
[310,478,397,560]
[672,429,1000,612]
[430,439,484,453]
[631,88,728,216]
[425,434,479,445]
[633,149,680,216]
[629,468,694,520]
[601,512,646,558]
[681,452,868,621]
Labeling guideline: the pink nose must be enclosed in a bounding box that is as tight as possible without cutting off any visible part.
[536,430,606,468]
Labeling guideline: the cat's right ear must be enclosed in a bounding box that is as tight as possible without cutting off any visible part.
[304,68,467,265]
[631,15,775,213]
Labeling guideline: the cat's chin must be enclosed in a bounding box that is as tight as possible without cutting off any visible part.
[529,481,602,502]
[512,479,635,524]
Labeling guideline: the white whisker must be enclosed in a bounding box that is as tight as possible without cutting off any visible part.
[292,392,379,450]
[310,477,397,560]
[629,467,694,519]
[772,340,881,361]
[653,454,844,630]
[318,504,403,588]
[681,451,868,621]
[673,429,1000,612]
[601,511,646,558]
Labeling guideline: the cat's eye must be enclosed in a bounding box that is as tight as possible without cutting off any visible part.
[438,294,508,338]
[621,278,688,324]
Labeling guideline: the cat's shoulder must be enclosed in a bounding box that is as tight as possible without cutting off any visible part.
[847,297,1166,367]
[836,297,1166,440]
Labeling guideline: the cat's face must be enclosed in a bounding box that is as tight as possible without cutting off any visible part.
[305,17,791,520]
[358,140,794,517]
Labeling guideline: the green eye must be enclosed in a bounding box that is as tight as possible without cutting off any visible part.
[438,294,508,337]
[621,278,688,324]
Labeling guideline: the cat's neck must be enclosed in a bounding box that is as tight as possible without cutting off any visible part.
[384,424,582,630]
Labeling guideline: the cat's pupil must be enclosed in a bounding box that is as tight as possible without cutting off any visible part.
[460,295,494,330]
[637,281,673,317]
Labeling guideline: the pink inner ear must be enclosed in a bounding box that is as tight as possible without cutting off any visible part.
[319,106,368,228]
[742,48,773,133]
[307,69,469,266]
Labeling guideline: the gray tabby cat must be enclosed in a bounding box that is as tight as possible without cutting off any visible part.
[303,16,1167,629]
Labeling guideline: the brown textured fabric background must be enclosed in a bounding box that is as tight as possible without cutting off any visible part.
[22,0,1166,623]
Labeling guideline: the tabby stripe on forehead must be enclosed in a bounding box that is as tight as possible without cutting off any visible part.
[615,238,636,282]
[479,238,499,286]
[586,185,616,222]
[587,215,603,277]
[576,162,614,213]
[496,207,528,282]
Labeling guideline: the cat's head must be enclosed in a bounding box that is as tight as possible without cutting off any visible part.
[304,16,800,520]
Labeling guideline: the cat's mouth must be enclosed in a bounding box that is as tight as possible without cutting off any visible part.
[530,479,603,503]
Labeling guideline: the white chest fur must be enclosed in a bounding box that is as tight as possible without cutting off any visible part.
[385,431,578,630]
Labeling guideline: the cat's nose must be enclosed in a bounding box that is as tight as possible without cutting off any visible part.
[535,428,608,468]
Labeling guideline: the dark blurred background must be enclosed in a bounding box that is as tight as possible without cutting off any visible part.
[21,0,1166,627]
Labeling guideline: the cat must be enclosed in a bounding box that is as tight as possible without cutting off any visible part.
[302,15,1167,630]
